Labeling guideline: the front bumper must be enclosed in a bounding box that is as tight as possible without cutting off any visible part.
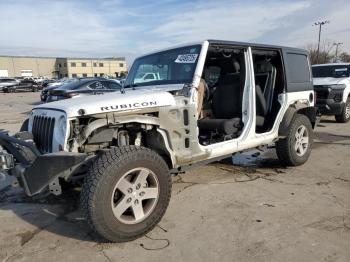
[0,131,86,196]
[315,87,345,115]
[316,99,345,115]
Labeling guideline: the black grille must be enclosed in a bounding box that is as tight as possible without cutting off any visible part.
[32,116,55,153]
[314,85,329,100]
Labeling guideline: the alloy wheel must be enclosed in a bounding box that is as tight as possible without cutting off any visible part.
[345,103,350,119]
[294,125,309,157]
[111,167,159,224]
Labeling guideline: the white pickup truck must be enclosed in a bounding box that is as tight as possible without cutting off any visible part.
[134,72,161,83]
[313,63,350,122]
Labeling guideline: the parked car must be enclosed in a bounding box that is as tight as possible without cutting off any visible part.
[0,40,317,242]
[40,78,78,102]
[313,63,350,122]
[3,78,40,93]
[0,78,20,91]
[41,85,58,102]
[46,78,122,102]
[33,77,46,83]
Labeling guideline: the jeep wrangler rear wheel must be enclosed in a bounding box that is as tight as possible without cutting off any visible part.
[276,114,313,166]
[81,146,172,242]
[335,98,350,123]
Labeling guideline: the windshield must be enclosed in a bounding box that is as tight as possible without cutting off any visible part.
[312,65,350,78]
[124,45,202,87]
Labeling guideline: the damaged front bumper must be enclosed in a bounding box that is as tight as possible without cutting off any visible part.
[0,131,87,196]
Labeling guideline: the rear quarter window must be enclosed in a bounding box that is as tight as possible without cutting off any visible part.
[286,53,310,83]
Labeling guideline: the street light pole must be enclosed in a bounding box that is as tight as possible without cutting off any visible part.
[333,42,343,62]
[314,20,330,63]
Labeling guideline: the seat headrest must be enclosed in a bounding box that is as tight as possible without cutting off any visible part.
[232,59,240,73]
[219,58,241,74]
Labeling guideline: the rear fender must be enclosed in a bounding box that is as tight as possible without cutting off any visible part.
[279,105,317,137]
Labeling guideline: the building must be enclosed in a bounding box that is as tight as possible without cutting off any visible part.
[0,55,127,79]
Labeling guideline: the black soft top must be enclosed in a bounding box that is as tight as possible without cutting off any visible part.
[208,40,312,92]
[208,39,309,55]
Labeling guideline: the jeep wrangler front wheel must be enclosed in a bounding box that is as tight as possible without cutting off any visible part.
[81,146,172,242]
[335,98,350,123]
[276,114,313,166]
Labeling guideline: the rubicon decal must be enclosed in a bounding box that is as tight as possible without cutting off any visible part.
[100,101,158,111]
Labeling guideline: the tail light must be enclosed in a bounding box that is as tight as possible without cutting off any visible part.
[66,93,79,98]
[309,92,314,103]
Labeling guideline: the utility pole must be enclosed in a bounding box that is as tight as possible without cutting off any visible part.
[313,20,330,63]
[333,42,343,62]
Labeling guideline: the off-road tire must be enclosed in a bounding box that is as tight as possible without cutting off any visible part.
[276,114,313,166]
[335,98,350,123]
[81,146,172,242]
[3,88,9,93]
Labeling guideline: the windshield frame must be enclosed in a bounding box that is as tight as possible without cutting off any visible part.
[124,44,205,88]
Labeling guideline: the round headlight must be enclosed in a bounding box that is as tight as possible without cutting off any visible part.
[58,116,67,138]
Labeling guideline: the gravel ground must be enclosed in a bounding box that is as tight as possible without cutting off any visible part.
[0,92,349,262]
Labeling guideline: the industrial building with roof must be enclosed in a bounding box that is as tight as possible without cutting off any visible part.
[0,55,127,79]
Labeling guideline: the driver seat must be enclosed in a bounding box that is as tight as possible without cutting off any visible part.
[198,59,242,136]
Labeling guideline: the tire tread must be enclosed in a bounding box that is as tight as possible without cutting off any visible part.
[276,114,313,166]
[80,146,171,242]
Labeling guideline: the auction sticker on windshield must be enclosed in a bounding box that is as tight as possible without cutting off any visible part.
[175,54,198,63]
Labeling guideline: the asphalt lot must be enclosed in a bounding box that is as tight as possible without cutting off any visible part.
[0,92,349,262]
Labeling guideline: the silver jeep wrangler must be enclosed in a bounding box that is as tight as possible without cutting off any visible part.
[0,40,317,242]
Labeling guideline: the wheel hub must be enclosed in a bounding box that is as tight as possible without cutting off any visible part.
[294,125,309,157]
[111,167,159,224]
[345,104,350,119]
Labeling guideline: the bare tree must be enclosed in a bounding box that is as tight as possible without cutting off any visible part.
[339,52,350,63]
[305,40,335,64]
[305,39,350,64]
[306,44,331,64]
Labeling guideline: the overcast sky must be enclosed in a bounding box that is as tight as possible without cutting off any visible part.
[1,0,349,64]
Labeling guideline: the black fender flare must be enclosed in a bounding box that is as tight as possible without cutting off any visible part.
[279,105,317,137]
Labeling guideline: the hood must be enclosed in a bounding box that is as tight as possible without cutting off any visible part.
[34,88,177,118]
[313,77,349,86]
